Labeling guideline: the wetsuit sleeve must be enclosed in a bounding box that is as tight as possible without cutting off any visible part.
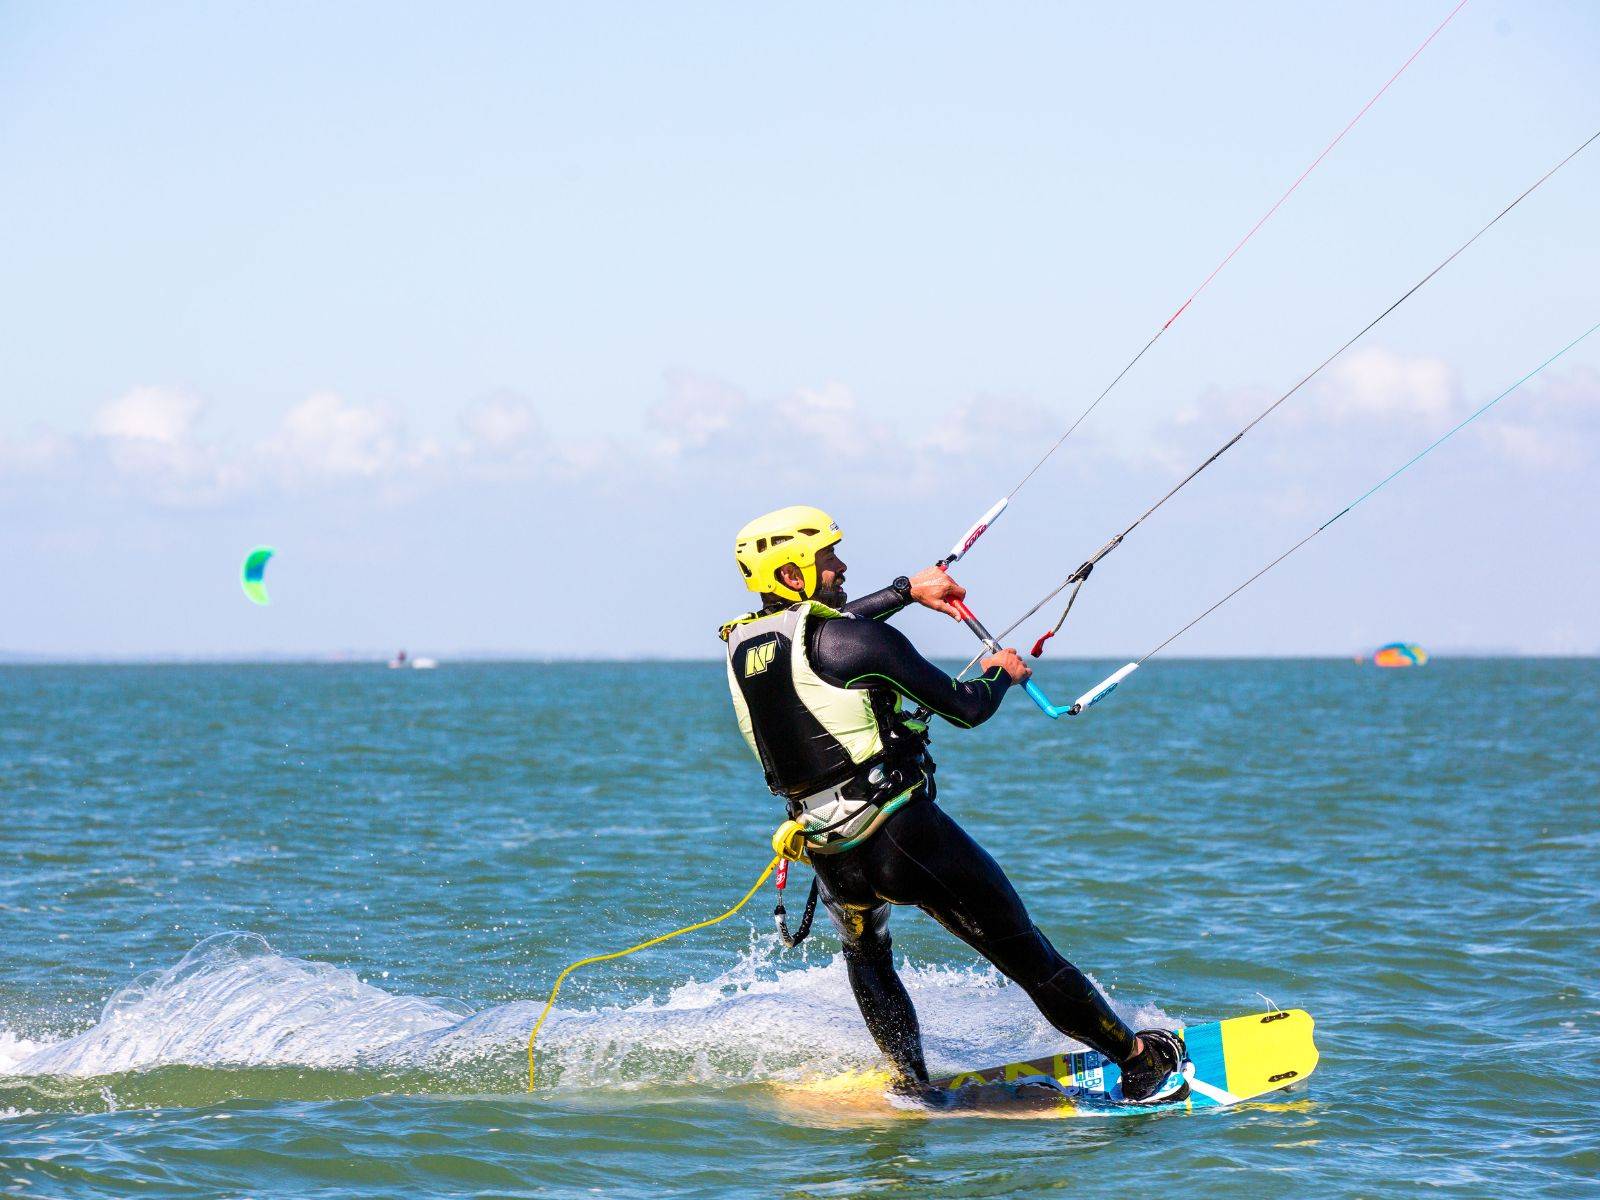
[841,585,908,621]
[810,616,1011,728]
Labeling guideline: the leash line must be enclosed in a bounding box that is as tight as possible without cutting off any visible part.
[527,856,780,1090]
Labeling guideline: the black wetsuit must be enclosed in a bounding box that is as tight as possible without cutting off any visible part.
[801,585,1141,1083]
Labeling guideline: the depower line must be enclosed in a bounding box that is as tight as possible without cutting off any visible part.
[942,0,1472,568]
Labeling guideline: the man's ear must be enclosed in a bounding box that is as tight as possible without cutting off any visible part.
[776,563,806,593]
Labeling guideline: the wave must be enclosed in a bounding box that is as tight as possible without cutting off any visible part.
[1,932,1166,1106]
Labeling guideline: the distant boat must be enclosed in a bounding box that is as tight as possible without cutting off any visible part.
[1373,642,1427,668]
[387,650,438,670]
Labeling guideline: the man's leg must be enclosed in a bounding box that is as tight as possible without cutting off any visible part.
[817,887,929,1084]
[872,803,1141,1063]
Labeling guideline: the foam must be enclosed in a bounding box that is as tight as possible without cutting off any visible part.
[6,932,1167,1090]
[0,1031,51,1075]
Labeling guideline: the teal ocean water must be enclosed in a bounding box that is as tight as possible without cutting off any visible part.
[3,660,1596,1198]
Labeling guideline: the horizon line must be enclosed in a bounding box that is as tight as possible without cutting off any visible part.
[3,651,1590,666]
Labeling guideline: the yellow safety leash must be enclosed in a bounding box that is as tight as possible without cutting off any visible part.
[526,855,781,1090]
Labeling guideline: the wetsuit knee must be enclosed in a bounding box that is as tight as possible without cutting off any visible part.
[840,932,894,970]
[827,897,893,957]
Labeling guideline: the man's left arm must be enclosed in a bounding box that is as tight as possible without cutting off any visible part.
[841,567,967,621]
[811,616,1012,728]
[841,580,910,621]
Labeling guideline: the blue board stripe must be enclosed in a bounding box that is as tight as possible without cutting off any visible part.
[1182,1020,1227,1106]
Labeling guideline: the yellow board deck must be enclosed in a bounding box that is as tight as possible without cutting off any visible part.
[924,1008,1320,1113]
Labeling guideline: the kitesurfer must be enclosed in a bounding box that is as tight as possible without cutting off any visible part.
[720,505,1186,1104]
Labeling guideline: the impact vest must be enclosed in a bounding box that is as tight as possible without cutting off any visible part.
[721,602,907,801]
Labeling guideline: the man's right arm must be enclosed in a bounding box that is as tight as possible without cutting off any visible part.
[810,616,1012,728]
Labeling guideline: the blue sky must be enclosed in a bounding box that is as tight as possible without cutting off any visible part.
[3,1,1597,659]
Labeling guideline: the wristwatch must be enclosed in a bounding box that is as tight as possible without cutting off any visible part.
[890,575,913,604]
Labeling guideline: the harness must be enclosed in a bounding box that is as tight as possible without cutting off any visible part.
[722,601,932,855]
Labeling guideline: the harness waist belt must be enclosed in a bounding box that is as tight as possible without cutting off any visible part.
[790,758,929,854]
[792,779,882,845]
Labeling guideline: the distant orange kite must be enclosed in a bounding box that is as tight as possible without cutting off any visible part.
[1373,643,1427,668]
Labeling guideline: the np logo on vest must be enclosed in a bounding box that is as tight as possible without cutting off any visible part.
[743,640,778,678]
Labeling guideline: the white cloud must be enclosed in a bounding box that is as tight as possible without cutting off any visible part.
[915,395,1088,489]
[1476,422,1580,470]
[78,386,244,507]
[1529,364,1599,412]
[1314,347,1459,423]
[1470,365,1598,470]
[91,386,205,443]
[16,357,1594,514]
[1177,383,1274,429]
[271,391,412,478]
[647,370,748,455]
[1181,348,1460,443]
[778,381,864,457]
[0,427,71,475]
[643,373,895,477]
[916,393,1055,456]
[460,393,541,459]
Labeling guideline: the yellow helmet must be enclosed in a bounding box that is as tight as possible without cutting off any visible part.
[734,505,842,602]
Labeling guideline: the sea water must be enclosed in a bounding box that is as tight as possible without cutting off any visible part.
[2,660,1596,1198]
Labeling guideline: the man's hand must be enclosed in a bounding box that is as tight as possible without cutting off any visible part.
[908,566,967,620]
[980,648,1032,683]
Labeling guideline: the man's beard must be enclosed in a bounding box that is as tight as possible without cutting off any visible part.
[813,579,847,608]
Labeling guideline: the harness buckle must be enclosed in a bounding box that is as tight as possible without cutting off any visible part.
[772,819,810,863]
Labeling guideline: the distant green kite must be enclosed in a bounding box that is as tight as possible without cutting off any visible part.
[241,546,276,606]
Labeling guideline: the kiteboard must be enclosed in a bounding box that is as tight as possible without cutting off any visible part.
[924,1008,1319,1115]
